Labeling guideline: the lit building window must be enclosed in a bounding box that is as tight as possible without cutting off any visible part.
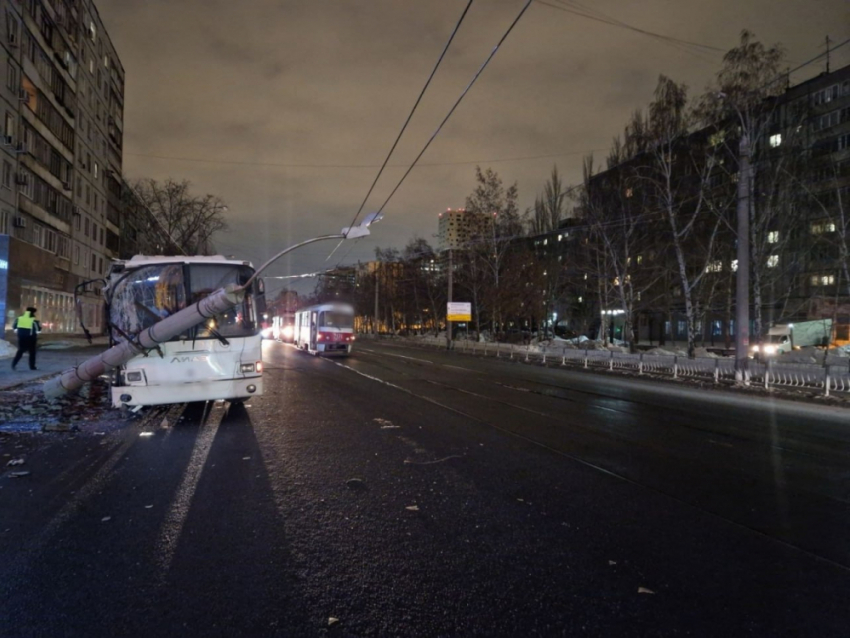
[811,221,836,234]
[767,255,779,268]
[769,133,782,148]
[767,231,779,244]
[811,274,835,286]
[706,260,723,273]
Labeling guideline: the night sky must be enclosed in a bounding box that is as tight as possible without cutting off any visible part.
[98,0,849,295]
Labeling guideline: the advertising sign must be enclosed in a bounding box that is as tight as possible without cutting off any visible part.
[447,302,472,322]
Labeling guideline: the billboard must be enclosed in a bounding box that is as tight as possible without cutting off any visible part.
[447,302,471,322]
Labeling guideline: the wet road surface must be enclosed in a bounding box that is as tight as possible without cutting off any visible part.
[2,338,849,636]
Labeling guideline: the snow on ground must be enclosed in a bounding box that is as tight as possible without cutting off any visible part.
[694,347,720,358]
[645,347,688,357]
[0,340,15,360]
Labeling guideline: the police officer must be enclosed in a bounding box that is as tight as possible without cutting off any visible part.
[12,306,41,371]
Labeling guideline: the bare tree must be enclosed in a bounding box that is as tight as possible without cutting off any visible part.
[132,178,229,255]
[643,76,728,357]
[696,31,787,343]
[464,166,521,335]
[527,166,569,235]
[579,141,666,351]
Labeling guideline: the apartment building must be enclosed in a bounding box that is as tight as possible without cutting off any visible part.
[0,0,166,336]
[437,207,488,253]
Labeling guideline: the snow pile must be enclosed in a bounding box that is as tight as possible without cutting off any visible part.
[693,347,720,359]
[0,339,15,359]
[645,347,680,356]
[778,347,820,364]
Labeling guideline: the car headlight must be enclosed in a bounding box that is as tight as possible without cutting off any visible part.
[751,345,760,352]
[282,326,294,338]
[763,345,777,354]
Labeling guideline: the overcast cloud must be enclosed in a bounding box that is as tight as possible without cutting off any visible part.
[97,0,850,295]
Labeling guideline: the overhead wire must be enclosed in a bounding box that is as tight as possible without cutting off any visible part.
[332,0,536,269]
[536,0,725,59]
[123,148,610,169]
[324,0,475,264]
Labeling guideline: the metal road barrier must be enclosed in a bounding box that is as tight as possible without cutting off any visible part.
[399,336,850,396]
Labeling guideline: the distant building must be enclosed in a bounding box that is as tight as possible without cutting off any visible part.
[437,208,488,252]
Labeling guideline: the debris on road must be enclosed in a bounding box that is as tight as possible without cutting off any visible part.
[403,455,463,465]
[608,560,617,566]
[638,587,656,594]
[42,424,79,433]
[7,471,30,478]
[6,458,24,466]
[328,617,340,627]
[374,418,400,429]
[101,516,112,522]
[405,505,420,511]
[346,478,366,490]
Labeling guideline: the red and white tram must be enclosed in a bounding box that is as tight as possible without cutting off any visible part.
[294,302,355,356]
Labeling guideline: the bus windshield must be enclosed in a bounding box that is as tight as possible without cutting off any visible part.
[189,264,257,339]
[108,262,259,343]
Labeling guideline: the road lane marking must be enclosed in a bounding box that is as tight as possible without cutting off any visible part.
[358,348,434,364]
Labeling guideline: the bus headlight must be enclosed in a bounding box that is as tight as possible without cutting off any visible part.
[282,326,294,339]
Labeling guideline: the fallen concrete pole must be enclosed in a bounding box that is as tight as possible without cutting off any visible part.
[43,284,244,399]
[41,227,383,401]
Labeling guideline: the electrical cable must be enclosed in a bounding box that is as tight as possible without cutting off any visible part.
[324,0,474,265]
[537,0,725,55]
[332,0,535,268]
[123,148,609,169]
[337,0,475,244]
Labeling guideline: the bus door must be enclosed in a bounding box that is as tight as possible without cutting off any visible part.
[310,311,318,350]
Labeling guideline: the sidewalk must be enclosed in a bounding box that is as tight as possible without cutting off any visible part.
[0,338,109,391]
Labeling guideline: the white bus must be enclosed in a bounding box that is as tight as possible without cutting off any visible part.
[105,255,265,407]
[294,302,355,356]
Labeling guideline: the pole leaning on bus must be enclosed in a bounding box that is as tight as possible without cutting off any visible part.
[43,215,383,399]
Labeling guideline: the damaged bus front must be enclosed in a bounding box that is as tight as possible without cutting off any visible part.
[105,255,265,407]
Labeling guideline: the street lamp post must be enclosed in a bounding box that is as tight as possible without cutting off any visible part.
[734,132,751,384]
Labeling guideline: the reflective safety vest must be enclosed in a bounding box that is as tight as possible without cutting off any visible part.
[16,313,35,331]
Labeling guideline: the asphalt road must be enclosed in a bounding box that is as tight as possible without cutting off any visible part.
[2,338,850,636]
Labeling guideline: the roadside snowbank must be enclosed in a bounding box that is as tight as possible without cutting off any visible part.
[0,340,15,359]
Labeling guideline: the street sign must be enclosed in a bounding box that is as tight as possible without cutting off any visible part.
[447,302,471,322]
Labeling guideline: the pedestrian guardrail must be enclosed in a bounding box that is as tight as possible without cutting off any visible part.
[391,336,850,396]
